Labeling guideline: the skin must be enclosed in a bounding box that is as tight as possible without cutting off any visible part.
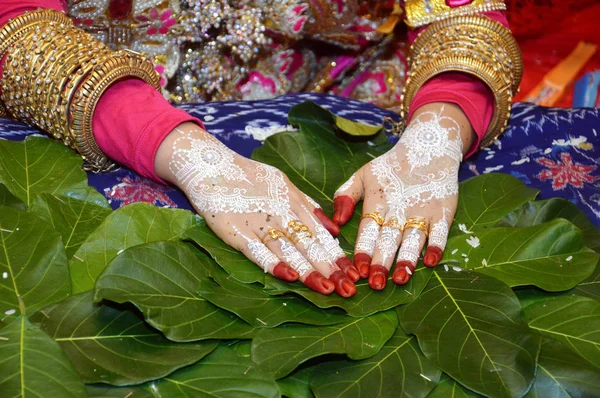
[332,103,475,290]
[154,123,359,297]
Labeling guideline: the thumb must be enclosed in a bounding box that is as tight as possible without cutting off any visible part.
[332,170,364,226]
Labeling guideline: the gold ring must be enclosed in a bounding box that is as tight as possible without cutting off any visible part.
[404,217,429,236]
[360,212,385,226]
[287,220,313,241]
[382,217,403,230]
[262,228,286,244]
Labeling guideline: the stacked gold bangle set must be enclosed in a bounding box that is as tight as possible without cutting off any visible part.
[397,14,523,148]
[0,9,160,172]
[360,212,429,236]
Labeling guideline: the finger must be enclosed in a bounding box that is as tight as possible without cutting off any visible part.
[298,202,360,282]
[333,171,364,226]
[262,230,335,295]
[424,206,455,268]
[285,219,356,298]
[392,220,429,285]
[354,198,385,279]
[368,215,404,291]
[231,226,299,282]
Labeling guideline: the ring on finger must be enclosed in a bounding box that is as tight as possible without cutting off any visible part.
[287,220,313,243]
[404,217,429,236]
[360,211,385,226]
[262,227,286,244]
[382,217,403,230]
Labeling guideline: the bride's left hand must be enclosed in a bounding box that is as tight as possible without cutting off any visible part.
[331,103,475,290]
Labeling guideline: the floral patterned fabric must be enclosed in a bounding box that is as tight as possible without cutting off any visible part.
[1,94,599,225]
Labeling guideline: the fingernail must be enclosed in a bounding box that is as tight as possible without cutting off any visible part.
[314,208,340,236]
[329,270,356,297]
[368,264,389,291]
[333,196,355,226]
[273,262,299,282]
[354,253,372,279]
[423,246,443,267]
[305,272,335,295]
[392,261,414,285]
[336,257,360,282]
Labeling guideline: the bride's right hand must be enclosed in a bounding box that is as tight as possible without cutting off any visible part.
[154,123,360,297]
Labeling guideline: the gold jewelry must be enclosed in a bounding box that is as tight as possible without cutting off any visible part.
[262,228,286,244]
[0,9,160,172]
[398,15,523,148]
[404,217,429,236]
[286,220,313,243]
[404,0,506,28]
[382,217,403,230]
[360,212,385,226]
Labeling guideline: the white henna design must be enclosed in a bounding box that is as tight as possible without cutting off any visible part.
[429,208,450,249]
[280,240,313,276]
[336,174,355,196]
[376,226,402,265]
[301,205,345,261]
[232,227,278,273]
[397,229,422,264]
[402,107,463,171]
[356,220,380,255]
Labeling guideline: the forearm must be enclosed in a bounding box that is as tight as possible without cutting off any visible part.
[0,3,201,182]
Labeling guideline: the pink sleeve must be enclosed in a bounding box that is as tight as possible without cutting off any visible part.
[406,11,510,157]
[0,1,202,182]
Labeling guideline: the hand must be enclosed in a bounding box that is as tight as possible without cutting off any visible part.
[332,103,474,290]
[155,123,360,297]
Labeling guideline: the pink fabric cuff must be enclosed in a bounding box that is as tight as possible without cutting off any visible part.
[93,79,203,182]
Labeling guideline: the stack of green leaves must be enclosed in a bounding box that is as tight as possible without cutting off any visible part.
[1,102,599,398]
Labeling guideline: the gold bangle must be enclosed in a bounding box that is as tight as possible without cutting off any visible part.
[404,0,506,28]
[70,50,160,172]
[400,15,522,148]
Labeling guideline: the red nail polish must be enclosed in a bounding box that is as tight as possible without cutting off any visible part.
[354,253,372,279]
[423,246,443,267]
[314,208,341,236]
[336,257,360,282]
[305,272,335,295]
[368,264,389,291]
[392,261,414,285]
[273,262,299,282]
[329,270,356,298]
[333,196,355,226]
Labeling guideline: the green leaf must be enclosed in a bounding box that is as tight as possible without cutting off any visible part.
[278,367,315,398]
[309,327,441,398]
[70,202,199,293]
[0,316,86,397]
[34,291,217,385]
[569,262,600,300]
[197,275,348,328]
[427,375,482,398]
[94,241,255,341]
[251,310,398,378]
[0,136,88,206]
[185,221,269,284]
[335,116,381,137]
[499,197,600,253]
[525,339,600,398]
[523,295,600,369]
[29,189,112,258]
[0,183,25,210]
[86,384,154,398]
[400,269,540,398]
[253,101,391,214]
[453,174,539,232]
[0,207,70,323]
[263,267,432,317]
[146,343,280,398]
[442,219,598,291]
